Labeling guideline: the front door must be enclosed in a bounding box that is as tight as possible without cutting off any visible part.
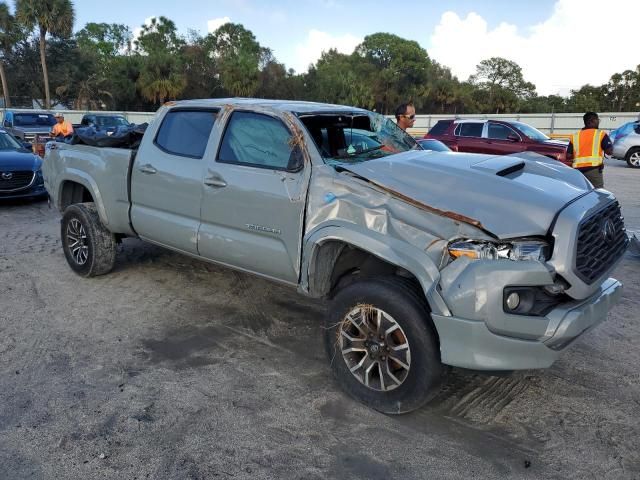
[130,108,218,254]
[198,110,310,284]
[484,122,526,155]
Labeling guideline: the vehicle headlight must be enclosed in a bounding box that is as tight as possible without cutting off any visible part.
[448,239,550,262]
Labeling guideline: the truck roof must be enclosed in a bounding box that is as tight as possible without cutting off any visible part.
[168,98,370,115]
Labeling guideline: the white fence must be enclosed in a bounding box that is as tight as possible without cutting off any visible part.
[0,108,156,125]
[406,112,640,137]
[2,107,638,137]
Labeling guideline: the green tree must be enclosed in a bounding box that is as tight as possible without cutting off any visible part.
[15,0,75,109]
[134,17,186,105]
[0,2,20,107]
[204,23,269,97]
[469,57,535,113]
[355,33,432,114]
[76,22,131,59]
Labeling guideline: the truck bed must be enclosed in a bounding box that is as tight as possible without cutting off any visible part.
[43,143,136,235]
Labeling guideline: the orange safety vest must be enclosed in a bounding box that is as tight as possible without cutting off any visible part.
[571,128,605,169]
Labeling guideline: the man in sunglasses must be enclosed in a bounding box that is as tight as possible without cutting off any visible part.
[395,102,416,131]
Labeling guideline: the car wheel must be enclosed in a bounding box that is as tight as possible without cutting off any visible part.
[324,277,443,414]
[626,147,640,168]
[61,202,116,277]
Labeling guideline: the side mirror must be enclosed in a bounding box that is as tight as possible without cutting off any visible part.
[507,134,520,142]
[4,121,12,128]
[22,141,33,151]
[287,145,305,172]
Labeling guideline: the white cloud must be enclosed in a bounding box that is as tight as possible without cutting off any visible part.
[292,29,362,74]
[429,0,638,96]
[207,16,231,33]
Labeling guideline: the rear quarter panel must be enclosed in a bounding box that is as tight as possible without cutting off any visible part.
[44,144,135,235]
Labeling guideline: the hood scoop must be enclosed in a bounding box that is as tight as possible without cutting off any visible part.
[470,156,526,177]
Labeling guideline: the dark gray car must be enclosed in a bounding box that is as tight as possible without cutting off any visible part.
[3,111,56,143]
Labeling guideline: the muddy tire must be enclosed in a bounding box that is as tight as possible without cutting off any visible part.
[626,147,640,168]
[324,277,443,414]
[61,202,116,277]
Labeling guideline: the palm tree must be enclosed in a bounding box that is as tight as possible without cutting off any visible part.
[0,2,16,107]
[15,0,74,109]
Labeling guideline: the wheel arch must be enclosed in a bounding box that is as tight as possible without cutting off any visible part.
[57,170,109,225]
[302,226,451,318]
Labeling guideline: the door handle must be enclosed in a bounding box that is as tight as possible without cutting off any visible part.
[204,175,227,188]
[138,164,157,174]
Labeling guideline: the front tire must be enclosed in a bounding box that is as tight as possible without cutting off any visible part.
[324,277,443,414]
[626,147,640,168]
[61,202,116,277]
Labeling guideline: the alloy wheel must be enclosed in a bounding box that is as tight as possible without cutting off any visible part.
[66,218,89,265]
[339,305,411,392]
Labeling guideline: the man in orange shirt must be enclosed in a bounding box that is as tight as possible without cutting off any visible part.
[568,112,613,188]
[50,112,74,138]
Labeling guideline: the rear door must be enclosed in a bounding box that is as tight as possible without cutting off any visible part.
[484,121,526,155]
[130,108,218,254]
[198,109,310,284]
[454,122,485,153]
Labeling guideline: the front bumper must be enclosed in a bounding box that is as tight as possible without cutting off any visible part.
[0,183,47,200]
[432,277,622,370]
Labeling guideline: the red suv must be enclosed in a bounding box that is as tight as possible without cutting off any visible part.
[425,119,570,166]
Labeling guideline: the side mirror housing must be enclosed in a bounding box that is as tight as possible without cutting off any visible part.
[507,134,520,142]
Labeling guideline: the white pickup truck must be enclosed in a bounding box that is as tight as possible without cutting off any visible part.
[43,99,627,413]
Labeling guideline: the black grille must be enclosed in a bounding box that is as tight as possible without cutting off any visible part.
[0,171,34,191]
[575,201,628,284]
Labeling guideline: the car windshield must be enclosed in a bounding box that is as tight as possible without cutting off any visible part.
[14,113,56,127]
[0,131,25,150]
[94,116,130,127]
[512,121,549,142]
[299,111,418,164]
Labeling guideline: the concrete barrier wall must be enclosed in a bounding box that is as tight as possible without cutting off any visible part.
[0,109,157,125]
[406,112,640,137]
[2,107,638,137]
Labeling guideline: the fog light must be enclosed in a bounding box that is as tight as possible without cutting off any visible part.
[506,292,520,310]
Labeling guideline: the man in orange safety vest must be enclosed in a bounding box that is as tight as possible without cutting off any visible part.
[568,112,613,188]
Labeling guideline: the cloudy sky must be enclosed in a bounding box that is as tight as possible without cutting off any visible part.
[73,0,638,96]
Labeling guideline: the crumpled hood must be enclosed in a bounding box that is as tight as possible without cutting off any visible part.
[339,150,592,238]
[0,151,42,171]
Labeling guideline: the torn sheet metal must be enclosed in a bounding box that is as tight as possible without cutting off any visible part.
[305,164,490,267]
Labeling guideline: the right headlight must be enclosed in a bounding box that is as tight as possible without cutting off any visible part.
[448,239,550,262]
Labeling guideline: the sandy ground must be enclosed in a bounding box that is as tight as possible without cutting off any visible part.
[1,158,639,480]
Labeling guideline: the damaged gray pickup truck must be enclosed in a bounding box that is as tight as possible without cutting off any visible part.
[43,99,628,414]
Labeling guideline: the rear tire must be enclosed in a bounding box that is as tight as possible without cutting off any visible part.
[626,147,640,168]
[61,202,116,277]
[324,277,443,414]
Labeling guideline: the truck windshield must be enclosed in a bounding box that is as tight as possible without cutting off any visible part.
[14,113,56,127]
[299,111,418,164]
[93,116,130,127]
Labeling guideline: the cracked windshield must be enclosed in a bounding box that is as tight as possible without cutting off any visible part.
[300,112,419,164]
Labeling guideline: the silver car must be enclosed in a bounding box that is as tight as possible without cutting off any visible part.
[611,121,640,168]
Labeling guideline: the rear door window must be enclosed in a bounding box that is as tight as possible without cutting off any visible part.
[455,123,484,137]
[217,111,296,171]
[154,109,218,158]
